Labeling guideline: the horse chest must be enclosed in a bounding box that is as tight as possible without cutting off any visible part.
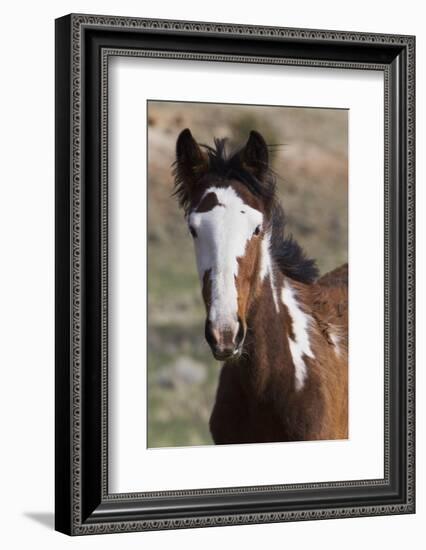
[210,361,325,444]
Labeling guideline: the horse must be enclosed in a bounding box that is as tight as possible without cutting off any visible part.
[173,128,348,444]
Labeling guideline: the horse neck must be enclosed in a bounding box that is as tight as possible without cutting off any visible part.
[243,266,314,397]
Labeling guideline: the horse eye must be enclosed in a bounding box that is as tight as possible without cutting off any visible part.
[189,225,197,238]
[253,225,261,236]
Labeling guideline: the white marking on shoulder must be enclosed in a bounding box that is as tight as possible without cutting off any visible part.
[281,281,314,391]
[260,231,279,312]
[330,331,341,356]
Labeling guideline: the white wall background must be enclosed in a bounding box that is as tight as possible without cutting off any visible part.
[0,0,423,548]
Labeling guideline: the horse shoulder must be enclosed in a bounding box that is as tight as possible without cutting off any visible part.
[307,266,349,439]
[312,265,348,353]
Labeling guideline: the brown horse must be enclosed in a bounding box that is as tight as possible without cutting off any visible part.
[173,128,348,444]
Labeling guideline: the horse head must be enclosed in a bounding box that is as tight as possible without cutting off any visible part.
[173,128,275,360]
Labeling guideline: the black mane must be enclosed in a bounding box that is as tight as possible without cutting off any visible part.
[269,202,319,284]
[173,138,276,212]
[200,138,277,204]
[173,136,319,284]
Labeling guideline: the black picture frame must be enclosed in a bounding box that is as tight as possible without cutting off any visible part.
[55,13,415,536]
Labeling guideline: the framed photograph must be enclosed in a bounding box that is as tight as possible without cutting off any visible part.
[55,14,415,535]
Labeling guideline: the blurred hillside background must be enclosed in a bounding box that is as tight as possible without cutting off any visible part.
[147,101,348,448]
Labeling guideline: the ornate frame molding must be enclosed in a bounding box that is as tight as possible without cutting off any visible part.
[55,14,415,535]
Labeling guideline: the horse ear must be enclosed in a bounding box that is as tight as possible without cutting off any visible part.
[175,128,208,188]
[239,130,269,180]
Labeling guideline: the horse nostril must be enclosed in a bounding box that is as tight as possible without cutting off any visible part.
[205,319,218,349]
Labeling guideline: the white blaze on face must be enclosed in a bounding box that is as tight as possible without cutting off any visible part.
[188,187,263,329]
[281,281,315,391]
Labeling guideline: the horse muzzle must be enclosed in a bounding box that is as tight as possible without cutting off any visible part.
[205,318,245,361]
